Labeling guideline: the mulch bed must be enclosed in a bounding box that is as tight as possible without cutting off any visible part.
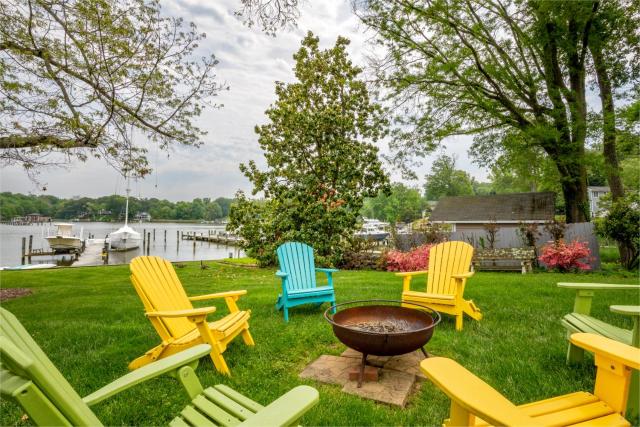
[0,288,33,301]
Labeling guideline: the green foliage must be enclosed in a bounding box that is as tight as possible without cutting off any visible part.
[595,192,640,269]
[362,183,425,223]
[229,33,390,266]
[424,155,474,201]
[0,192,233,221]
[1,0,222,176]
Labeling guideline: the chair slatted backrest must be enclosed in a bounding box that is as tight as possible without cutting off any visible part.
[0,308,102,426]
[277,242,317,292]
[130,256,195,339]
[426,241,474,296]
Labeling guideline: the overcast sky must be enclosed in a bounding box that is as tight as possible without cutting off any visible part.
[1,0,486,201]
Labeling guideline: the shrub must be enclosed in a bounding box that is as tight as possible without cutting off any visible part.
[385,244,433,271]
[595,192,640,270]
[538,240,592,272]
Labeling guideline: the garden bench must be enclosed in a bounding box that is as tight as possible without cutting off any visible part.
[558,282,640,418]
[471,247,535,274]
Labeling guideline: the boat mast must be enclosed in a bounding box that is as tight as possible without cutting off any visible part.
[124,175,130,227]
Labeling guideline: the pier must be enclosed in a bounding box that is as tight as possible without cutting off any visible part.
[180,230,242,245]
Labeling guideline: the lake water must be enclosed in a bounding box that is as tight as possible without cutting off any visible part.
[0,222,244,268]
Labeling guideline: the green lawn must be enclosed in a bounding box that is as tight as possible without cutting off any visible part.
[1,263,638,426]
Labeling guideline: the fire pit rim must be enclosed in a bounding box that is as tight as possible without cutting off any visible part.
[323,299,441,335]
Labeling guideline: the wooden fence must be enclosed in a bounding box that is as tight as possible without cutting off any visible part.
[394,222,601,270]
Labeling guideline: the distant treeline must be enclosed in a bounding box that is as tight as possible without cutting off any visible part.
[0,192,234,221]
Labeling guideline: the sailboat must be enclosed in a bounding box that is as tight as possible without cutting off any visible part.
[108,181,142,251]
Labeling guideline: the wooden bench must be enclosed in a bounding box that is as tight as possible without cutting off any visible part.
[558,282,640,418]
[471,247,535,274]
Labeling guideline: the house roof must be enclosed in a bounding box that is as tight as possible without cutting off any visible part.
[430,192,556,223]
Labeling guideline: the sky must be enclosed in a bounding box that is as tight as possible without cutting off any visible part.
[0,0,485,201]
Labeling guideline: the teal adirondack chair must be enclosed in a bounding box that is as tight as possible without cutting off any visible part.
[276,242,337,322]
[0,308,319,426]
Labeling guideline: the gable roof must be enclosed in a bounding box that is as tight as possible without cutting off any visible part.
[430,192,555,223]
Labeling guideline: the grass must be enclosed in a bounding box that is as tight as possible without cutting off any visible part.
[1,262,638,426]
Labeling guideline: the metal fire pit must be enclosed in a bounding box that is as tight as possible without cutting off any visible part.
[324,300,440,387]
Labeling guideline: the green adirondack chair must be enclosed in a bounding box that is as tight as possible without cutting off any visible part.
[558,282,640,419]
[0,308,319,426]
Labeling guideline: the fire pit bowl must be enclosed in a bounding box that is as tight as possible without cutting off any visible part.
[324,300,440,387]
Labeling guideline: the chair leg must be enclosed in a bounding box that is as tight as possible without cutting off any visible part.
[209,344,231,376]
[283,307,289,322]
[566,342,584,365]
[241,328,255,346]
[331,300,336,314]
[455,313,463,331]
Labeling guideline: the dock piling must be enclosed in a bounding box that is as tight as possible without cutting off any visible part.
[153,229,155,241]
[147,232,151,254]
[28,235,33,263]
[21,237,26,265]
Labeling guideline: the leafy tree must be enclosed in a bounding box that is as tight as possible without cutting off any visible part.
[0,0,223,177]
[362,183,425,223]
[424,155,474,201]
[214,197,234,217]
[357,0,613,222]
[229,32,390,265]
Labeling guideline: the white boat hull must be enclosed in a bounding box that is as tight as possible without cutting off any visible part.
[45,236,83,252]
[109,226,141,251]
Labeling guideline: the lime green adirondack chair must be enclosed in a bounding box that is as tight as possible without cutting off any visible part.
[0,308,319,426]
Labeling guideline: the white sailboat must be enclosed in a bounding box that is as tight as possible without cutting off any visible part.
[108,183,142,251]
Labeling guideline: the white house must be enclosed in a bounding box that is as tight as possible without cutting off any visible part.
[587,186,610,219]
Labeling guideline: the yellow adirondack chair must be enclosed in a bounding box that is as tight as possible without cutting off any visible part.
[129,256,255,376]
[396,241,481,331]
[421,333,640,426]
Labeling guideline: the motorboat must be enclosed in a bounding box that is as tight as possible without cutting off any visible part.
[108,183,141,251]
[45,223,83,253]
[354,218,390,242]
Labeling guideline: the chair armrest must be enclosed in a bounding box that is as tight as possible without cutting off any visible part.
[395,270,429,277]
[189,290,247,302]
[396,270,429,292]
[276,271,288,278]
[558,283,640,290]
[239,385,319,427]
[83,344,211,406]
[570,333,640,370]
[452,272,474,280]
[420,357,538,426]
[146,307,216,319]
[316,268,338,274]
[611,305,640,317]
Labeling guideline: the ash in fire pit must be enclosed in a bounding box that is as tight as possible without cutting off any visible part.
[347,319,412,334]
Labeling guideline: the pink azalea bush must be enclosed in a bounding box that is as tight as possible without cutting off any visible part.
[385,244,434,272]
[538,240,592,271]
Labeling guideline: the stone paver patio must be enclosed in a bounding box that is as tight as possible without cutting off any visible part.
[299,348,427,406]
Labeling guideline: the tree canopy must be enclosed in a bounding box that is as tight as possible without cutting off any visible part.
[424,155,475,200]
[229,32,390,265]
[356,0,638,223]
[0,0,223,177]
[362,183,426,223]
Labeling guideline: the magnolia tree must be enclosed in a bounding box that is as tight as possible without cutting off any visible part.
[228,33,390,266]
[0,0,223,177]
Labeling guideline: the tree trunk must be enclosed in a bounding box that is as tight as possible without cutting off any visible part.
[589,43,625,200]
[590,39,632,265]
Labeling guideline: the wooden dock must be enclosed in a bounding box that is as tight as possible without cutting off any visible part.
[180,231,242,245]
[73,239,108,267]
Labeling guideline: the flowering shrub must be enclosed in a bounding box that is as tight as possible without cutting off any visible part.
[538,240,592,271]
[385,244,433,271]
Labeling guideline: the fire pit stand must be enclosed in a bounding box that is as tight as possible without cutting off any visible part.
[324,300,440,387]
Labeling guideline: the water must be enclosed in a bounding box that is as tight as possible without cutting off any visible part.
[0,222,244,267]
